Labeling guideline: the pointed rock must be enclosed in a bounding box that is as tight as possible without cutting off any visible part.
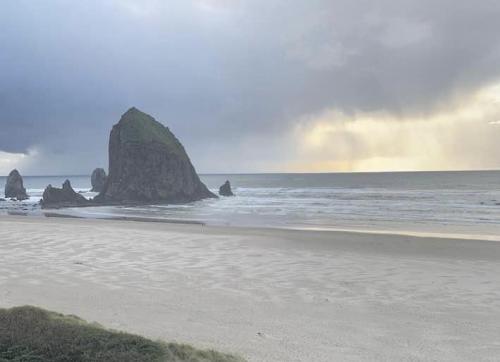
[5,169,28,200]
[40,180,90,209]
[219,180,234,196]
[96,107,216,204]
[91,168,107,192]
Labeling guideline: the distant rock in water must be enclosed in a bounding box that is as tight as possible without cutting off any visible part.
[40,180,90,209]
[96,107,216,204]
[90,168,107,192]
[5,169,28,200]
[219,180,234,196]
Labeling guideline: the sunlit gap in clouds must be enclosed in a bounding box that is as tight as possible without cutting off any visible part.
[0,151,29,175]
[288,82,500,172]
[0,147,42,176]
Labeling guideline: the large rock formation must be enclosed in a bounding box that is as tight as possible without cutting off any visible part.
[96,107,216,204]
[91,168,107,192]
[5,169,28,200]
[219,180,234,196]
[40,180,90,209]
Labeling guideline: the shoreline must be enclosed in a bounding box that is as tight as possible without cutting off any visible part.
[43,212,207,225]
[14,210,500,243]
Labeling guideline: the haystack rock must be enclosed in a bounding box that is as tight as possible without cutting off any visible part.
[219,180,234,196]
[5,169,28,200]
[91,168,107,192]
[40,180,90,209]
[96,107,216,204]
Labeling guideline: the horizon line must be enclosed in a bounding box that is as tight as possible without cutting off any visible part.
[3,168,500,178]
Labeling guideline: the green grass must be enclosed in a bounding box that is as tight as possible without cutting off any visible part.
[0,306,244,362]
[118,107,187,158]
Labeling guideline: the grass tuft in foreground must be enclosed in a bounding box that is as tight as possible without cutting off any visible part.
[0,306,244,362]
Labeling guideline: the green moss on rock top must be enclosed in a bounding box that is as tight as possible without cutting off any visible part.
[118,107,186,156]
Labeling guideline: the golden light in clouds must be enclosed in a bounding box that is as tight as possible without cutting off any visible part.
[288,82,500,172]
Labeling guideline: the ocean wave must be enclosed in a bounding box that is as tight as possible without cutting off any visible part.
[0,173,498,238]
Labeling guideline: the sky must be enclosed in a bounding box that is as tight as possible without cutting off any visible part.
[1,0,500,175]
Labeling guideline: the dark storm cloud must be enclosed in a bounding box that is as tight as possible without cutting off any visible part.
[1,0,500,172]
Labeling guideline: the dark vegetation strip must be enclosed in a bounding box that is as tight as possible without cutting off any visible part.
[0,306,244,362]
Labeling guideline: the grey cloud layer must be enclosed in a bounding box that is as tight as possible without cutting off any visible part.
[1,0,500,172]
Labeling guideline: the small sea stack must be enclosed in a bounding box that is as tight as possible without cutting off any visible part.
[5,169,28,200]
[219,180,234,196]
[96,107,216,204]
[40,180,90,209]
[90,168,107,192]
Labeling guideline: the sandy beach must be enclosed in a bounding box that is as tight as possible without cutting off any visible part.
[1,216,499,361]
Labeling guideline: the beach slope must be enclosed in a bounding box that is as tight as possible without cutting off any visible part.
[0,216,499,361]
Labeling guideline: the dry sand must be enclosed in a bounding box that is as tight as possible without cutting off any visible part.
[1,216,499,361]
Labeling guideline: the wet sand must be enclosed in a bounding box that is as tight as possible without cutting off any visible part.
[1,216,499,361]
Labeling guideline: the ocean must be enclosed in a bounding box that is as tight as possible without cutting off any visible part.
[1,171,500,240]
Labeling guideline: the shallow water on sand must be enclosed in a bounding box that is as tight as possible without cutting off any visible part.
[1,171,500,239]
